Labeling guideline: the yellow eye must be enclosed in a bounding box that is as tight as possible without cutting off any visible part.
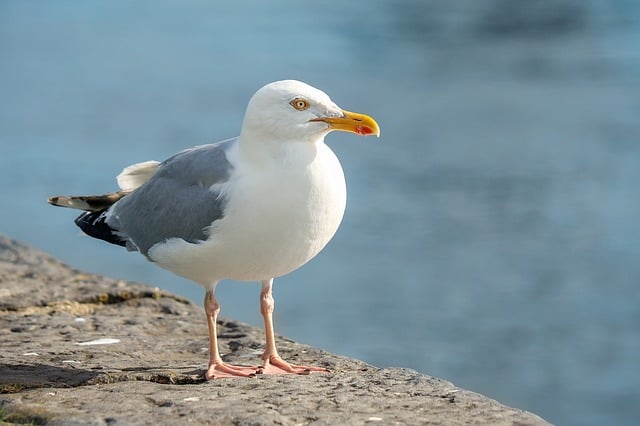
[290,98,310,111]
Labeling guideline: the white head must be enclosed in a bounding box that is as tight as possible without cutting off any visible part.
[239,80,379,144]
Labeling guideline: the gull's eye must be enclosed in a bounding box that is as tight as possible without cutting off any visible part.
[290,98,310,111]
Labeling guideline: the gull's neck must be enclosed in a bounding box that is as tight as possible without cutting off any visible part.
[238,123,325,167]
[236,131,325,169]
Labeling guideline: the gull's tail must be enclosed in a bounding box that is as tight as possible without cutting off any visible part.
[47,192,127,212]
[47,192,128,247]
[48,158,161,211]
[48,159,160,248]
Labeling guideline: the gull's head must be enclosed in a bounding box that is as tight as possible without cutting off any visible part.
[240,80,380,143]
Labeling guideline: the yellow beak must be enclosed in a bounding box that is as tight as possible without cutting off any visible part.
[310,110,380,137]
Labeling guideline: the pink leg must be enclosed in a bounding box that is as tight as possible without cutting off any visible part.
[204,290,259,379]
[258,279,329,376]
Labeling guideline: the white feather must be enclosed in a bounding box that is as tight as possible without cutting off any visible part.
[116,160,160,192]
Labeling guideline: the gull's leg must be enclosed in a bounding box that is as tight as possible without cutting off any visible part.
[259,278,329,375]
[204,289,258,379]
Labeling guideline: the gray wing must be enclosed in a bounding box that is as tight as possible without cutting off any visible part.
[107,138,236,256]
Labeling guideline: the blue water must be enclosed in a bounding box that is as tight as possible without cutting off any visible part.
[2,2,639,425]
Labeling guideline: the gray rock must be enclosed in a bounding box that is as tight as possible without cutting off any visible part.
[0,235,550,425]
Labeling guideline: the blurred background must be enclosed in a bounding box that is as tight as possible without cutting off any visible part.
[1,1,639,424]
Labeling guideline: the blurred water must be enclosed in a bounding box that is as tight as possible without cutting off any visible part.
[1,1,639,425]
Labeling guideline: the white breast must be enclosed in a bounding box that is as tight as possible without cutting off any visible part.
[148,141,347,286]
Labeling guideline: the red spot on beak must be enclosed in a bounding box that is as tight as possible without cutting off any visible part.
[355,125,374,135]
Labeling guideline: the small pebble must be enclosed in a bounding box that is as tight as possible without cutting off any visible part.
[76,338,120,346]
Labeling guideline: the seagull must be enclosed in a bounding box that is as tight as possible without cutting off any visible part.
[48,80,380,379]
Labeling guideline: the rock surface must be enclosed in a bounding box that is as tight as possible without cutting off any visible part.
[0,235,550,425]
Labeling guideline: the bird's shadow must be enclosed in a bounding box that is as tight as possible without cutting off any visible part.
[0,363,98,391]
[0,363,206,392]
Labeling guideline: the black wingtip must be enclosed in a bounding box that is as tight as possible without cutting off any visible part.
[75,210,127,247]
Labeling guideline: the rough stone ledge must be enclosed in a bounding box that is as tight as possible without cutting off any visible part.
[0,235,550,425]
